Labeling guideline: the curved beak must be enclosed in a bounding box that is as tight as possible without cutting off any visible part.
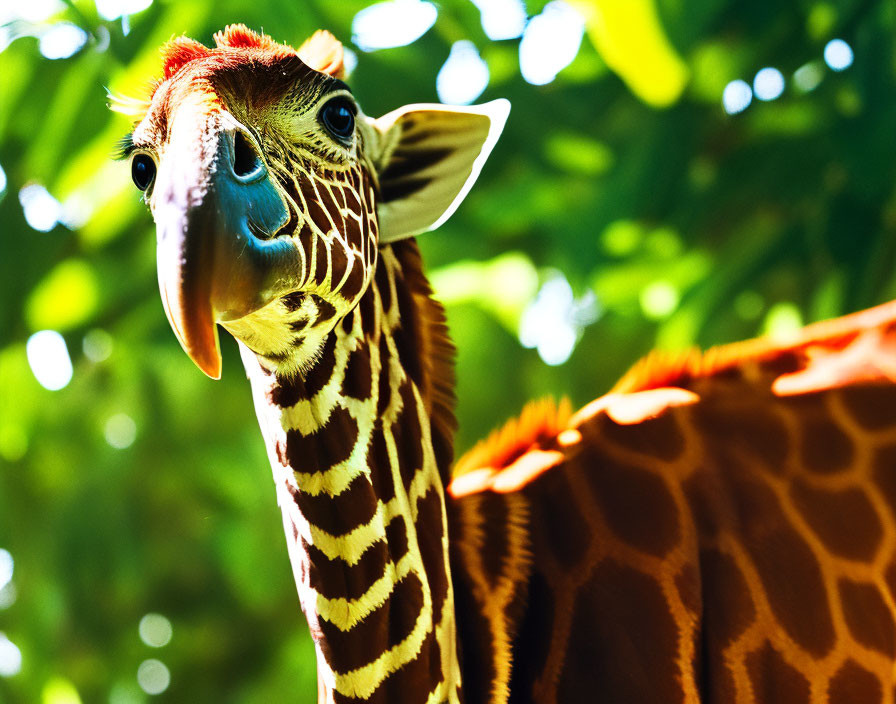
[153,121,298,378]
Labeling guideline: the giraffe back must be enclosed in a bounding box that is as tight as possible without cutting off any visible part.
[449,302,896,703]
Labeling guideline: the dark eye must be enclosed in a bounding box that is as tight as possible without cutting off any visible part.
[131,153,156,191]
[319,97,355,143]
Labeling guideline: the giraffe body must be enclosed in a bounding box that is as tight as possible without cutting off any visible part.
[450,304,896,703]
[118,25,896,704]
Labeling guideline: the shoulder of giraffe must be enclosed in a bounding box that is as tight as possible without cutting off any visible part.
[613,299,896,396]
[448,300,896,498]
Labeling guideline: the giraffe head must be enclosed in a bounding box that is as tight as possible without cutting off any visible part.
[119,25,508,378]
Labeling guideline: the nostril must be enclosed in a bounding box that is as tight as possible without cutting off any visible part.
[233,130,262,178]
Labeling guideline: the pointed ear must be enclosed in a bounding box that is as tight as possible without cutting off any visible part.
[298,30,345,78]
[373,99,510,243]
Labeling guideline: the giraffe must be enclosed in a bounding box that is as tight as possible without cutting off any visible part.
[115,25,896,704]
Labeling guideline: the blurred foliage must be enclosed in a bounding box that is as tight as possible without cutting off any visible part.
[2,0,896,701]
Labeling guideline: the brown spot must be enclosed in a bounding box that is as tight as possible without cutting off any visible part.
[416,488,449,621]
[339,262,366,302]
[302,332,337,397]
[345,184,361,213]
[269,373,307,408]
[736,480,835,657]
[287,405,358,473]
[598,408,685,461]
[557,559,683,703]
[745,642,810,704]
[313,237,330,285]
[790,482,882,561]
[529,466,589,571]
[838,578,896,657]
[341,305,356,335]
[289,473,377,537]
[341,346,372,400]
[368,423,395,503]
[360,283,378,338]
[282,291,306,312]
[307,538,389,601]
[375,258,392,314]
[313,295,337,323]
[581,445,680,557]
[841,384,896,431]
[828,660,882,704]
[393,283,424,387]
[800,415,855,474]
[393,383,424,489]
[318,572,423,673]
[341,217,363,253]
[694,400,788,471]
[385,517,408,562]
[700,548,755,648]
[301,180,331,241]
[507,569,553,703]
[334,184,348,210]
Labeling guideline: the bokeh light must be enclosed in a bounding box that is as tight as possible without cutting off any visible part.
[137,659,170,695]
[0,0,64,24]
[26,330,73,391]
[519,273,599,366]
[351,0,437,52]
[18,184,62,232]
[793,62,824,93]
[753,67,784,101]
[437,41,489,105]
[0,633,22,677]
[139,614,173,648]
[105,414,137,450]
[38,23,87,59]
[41,678,82,704]
[722,79,752,114]
[0,163,6,194]
[0,582,17,610]
[824,38,854,71]
[518,1,584,86]
[94,0,153,21]
[470,0,527,41]
[82,329,114,363]
[0,550,12,592]
[640,281,679,320]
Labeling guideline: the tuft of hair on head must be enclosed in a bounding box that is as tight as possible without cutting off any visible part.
[161,35,210,79]
[298,30,346,79]
[213,23,287,52]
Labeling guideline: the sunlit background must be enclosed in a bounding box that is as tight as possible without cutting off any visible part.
[1,0,895,701]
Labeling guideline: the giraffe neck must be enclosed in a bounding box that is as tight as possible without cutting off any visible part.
[240,242,462,704]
